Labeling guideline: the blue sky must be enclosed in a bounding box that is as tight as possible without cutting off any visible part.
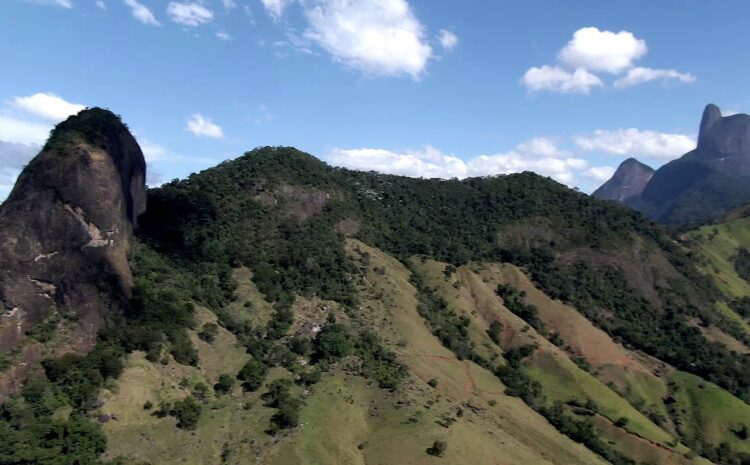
[1,0,749,198]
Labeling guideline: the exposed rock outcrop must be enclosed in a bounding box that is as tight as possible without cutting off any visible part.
[594,104,750,225]
[592,158,654,202]
[0,108,146,395]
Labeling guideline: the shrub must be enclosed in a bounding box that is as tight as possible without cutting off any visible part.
[426,440,447,457]
[198,323,219,343]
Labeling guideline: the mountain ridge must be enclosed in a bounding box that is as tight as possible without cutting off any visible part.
[1,110,750,465]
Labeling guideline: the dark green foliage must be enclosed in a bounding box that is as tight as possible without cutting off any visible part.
[734,248,750,283]
[729,297,750,319]
[487,320,503,345]
[355,331,406,389]
[198,323,219,343]
[237,359,268,392]
[214,374,236,395]
[541,403,635,465]
[261,379,301,434]
[496,284,545,334]
[313,324,354,361]
[169,396,202,430]
[426,440,447,457]
[0,346,118,464]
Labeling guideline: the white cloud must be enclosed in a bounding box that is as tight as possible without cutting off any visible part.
[11,92,85,121]
[260,0,291,19]
[139,140,170,162]
[216,30,231,40]
[574,128,696,159]
[186,113,224,138]
[437,29,458,51]
[327,138,591,187]
[222,0,236,8]
[583,166,616,182]
[124,0,160,26]
[95,0,106,9]
[613,67,696,88]
[26,0,72,8]
[167,1,214,26]
[328,146,468,179]
[302,0,433,79]
[558,27,647,74]
[0,116,51,145]
[522,65,602,94]
[0,141,41,201]
[523,26,694,93]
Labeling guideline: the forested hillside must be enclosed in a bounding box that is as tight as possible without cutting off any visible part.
[3,139,750,465]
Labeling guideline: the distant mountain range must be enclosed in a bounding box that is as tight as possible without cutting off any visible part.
[593,104,750,226]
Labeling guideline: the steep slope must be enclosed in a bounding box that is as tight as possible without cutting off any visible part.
[623,105,750,226]
[0,108,146,396]
[592,158,654,202]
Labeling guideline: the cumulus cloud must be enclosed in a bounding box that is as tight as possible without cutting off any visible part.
[613,67,696,88]
[522,66,603,94]
[583,166,616,182]
[0,116,51,145]
[124,0,160,26]
[260,0,292,19]
[12,92,85,121]
[0,141,41,201]
[437,29,458,51]
[574,128,696,159]
[186,113,224,138]
[222,0,236,8]
[558,27,647,74]
[216,30,231,41]
[327,146,468,179]
[523,27,693,93]
[167,1,214,26]
[327,138,595,187]
[301,0,433,79]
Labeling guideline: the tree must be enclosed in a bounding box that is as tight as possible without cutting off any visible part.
[237,359,267,392]
[214,374,235,395]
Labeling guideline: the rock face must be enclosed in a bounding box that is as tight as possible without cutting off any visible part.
[592,158,654,202]
[0,108,145,395]
[594,104,750,226]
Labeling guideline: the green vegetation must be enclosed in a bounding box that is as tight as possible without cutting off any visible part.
[734,247,750,283]
[155,396,202,430]
[496,284,546,334]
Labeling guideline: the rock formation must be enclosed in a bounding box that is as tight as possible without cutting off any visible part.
[592,158,654,202]
[0,108,146,395]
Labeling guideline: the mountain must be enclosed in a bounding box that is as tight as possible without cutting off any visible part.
[592,158,654,202]
[2,110,750,465]
[0,108,146,396]
[595,104,750,226]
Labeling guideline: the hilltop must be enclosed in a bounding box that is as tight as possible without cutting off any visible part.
[1,110,750,465]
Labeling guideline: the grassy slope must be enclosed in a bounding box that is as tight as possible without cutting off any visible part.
[668,371,750,454]
[411,258,712,464]
[342,239,609,465]
[687,218,750,346]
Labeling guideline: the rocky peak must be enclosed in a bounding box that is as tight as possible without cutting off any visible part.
[592,158,654,202]
[0,108,146,395]
[695,104,750,164]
